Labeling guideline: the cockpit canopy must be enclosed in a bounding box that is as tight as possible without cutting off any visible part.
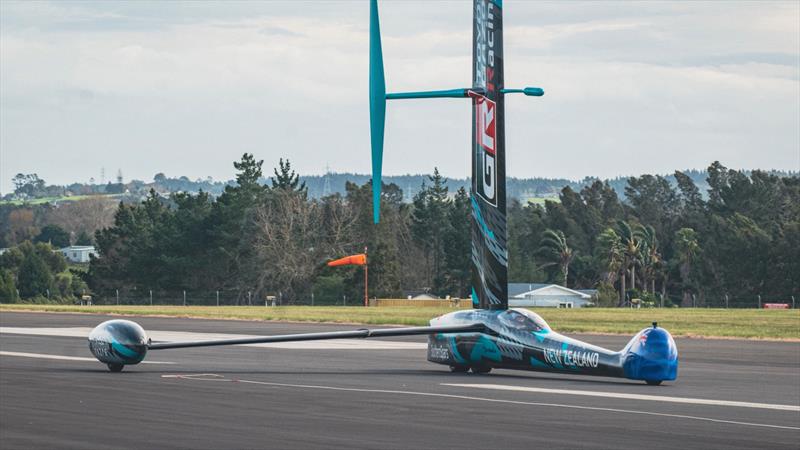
[498,308,551,333]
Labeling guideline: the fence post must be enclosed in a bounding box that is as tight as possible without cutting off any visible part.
[758,295,761,309]
[344,295,347,307]
[116,289,119,305]
[183,290,186,307]
[311,292,314,307]
[248,291,252,306]
[792,296,796,309]
[150,290,153,306]
[692,293,696,308]
[46,289,50,300]
[216,290,220,307]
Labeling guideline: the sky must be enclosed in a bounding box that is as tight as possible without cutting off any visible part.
[1,1,798,194]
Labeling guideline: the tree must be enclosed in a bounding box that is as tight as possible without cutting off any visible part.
[35,224,71,248]
[537,229,575,287]
[638,225,661,294]
[410,168,452,295]
[12,173,46,197]
[616,220,641,305]
[253,189,325,302]
[594,227,623,287]
[443,187,471,297]
[674,227,700,306]
[0,269,18,302]
[75,230,93,246]
[17,242,54,298]
[271,158,307,195]
[45,197,116,241]
[5,209,38,245]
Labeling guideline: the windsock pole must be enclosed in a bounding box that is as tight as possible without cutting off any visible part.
[364,247,369,307]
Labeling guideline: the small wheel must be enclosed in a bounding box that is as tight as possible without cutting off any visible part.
[449,365,469,373]
[107,363,124,372]
[471,366,492,374]
[645,379,662,386]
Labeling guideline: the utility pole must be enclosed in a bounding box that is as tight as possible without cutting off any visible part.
[248,291,252,306]
[758,295,761,309]
[216,290,220,307]
[364,246,369,307]
[183,290,186,306]
[150,290,153,306]
[725,294,729,309]
[116,289,119,305]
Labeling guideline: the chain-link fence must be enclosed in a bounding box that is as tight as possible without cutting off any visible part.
[84,289,360,307]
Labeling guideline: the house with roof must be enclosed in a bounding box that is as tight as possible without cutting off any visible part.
[508,283,596,308]
[59,245,98,263]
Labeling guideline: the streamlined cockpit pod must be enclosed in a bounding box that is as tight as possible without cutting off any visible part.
[621,325,678,385]
[88,320,149,372]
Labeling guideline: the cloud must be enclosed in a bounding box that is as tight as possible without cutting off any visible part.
[1,1,798,194]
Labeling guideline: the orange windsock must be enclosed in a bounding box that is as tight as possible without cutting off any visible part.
[327,254,367,267]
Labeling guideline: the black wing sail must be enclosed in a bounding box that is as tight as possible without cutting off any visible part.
[471,0,508,310]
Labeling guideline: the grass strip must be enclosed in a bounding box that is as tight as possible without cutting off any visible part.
[1,304,798,340]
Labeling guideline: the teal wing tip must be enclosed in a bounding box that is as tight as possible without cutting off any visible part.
[523,87,545,97]
[369,0,384,225]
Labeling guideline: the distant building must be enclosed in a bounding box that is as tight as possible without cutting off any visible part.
[508,283,596,308]
[59,245,98,263]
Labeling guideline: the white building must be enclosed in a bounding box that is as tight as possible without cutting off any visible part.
[59,246,98,263]
[508,283,596,308]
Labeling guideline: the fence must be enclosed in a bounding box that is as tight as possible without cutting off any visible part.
[2,289,797,309]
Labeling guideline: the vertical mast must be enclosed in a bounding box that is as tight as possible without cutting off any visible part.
[471,0,508,310]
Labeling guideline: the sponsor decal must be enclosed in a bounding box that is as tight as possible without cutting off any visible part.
[428,342,450,361]
[473,95,497,204]
[473,0,498,206]
[543,348,599,368]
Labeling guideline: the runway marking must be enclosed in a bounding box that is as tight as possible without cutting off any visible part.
[0,327,426,350]
[161,374,800,431]
[442,383,800,412]
[0,351,174,364]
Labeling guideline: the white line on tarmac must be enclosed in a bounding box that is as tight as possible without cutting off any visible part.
[442,383,800,412]
[0,327,426,350]
[0,351,174,364]
[160,374,800,431]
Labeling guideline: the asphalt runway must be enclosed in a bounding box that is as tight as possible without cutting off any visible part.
[1,312,798,449]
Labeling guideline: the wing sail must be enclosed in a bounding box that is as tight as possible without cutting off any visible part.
[471,0,508,310]
[148,323,485,350]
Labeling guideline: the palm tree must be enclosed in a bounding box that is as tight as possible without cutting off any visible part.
[537,229,575,288]
[616,220,642,306]
[638,225,661,294]
[595,227,623,286]
[674,227,700,307]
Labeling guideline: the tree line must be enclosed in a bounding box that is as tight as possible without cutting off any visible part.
[1,155,797,306]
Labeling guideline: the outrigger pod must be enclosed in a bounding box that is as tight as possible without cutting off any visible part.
[87,1,678,385]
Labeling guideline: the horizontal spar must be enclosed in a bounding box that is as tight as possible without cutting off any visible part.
[147,323,485,350]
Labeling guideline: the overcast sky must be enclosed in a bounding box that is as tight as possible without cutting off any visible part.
[1,1,798,194]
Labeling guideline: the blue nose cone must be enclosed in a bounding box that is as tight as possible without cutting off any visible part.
[623,327,678,383]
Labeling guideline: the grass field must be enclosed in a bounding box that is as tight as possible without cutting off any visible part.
[1,304,798,339]
[0,193,122,206]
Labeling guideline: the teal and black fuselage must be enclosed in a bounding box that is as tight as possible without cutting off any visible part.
[427,309,678,383]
